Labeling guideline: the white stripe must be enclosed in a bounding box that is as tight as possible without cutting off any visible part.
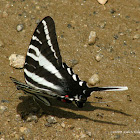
[36,29,40,34]
[24,69,61,91]
[42,20,58,59]
[32,35,42,44]
[79,81,83,86]
[67,68,72,75]
[26,52,63,79]
[101,86,128,91]
[72,74,77,81]
[29,45,40,56]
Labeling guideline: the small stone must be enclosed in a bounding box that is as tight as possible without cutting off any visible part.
[1,100,9,103]
[2,11,8,17]
[68,125,74,130]
[0,40,4,48]
[19,136,25,140]
[110,9,116,14]
[79,132,87,138]
[45,123,52,127]
[71,59,79,67]
[67,24,72,28]
[36,19,40,24]
[26,114,38,122]
[85,130,92,137]
[61,122,66,128]
[133,34,140,39]
[97,0,108,5]
[9,54,25,68]
[14,134,20,139]
[88,74,100,86]
[0,106,8,113]
[95,53,103,62]
[15,114,21,121]
[20,127,30,135]
[47,116,57,124]
[16,24,24,32]
[88,31,96,45]
[114,35,119,40]
[98,21,106,29]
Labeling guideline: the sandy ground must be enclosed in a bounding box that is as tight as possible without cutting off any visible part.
[0,0,140,139]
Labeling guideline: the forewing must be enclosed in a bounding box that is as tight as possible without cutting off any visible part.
[24,16,65,94]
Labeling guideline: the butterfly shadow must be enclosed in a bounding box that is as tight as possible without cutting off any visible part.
[16,96,131,126]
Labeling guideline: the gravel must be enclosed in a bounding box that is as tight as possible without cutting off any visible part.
[9,54,25,68]
[88,31,96,45]
[46,116,57,124]
[88,74,100,86]
[16,24,24,32]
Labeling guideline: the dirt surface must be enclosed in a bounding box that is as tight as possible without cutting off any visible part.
[0,0,140,140]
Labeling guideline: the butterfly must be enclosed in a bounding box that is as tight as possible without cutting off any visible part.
[10,16,128,108]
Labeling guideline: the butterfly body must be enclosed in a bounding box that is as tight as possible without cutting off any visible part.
[11,16,128,108]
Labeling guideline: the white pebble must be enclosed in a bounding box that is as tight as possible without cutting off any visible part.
[133,34,140,39]
[20,127,30,135]
[97,0,108,5]
[9,54,25,68]
[2,11,8,17]
[88,31,96,45]
[88,74,100,86]
[61,122,66,128]
[16,24,24,32]
[0,106,8,114]
[95,53,103,62]
[26,114,38,122]
[47,116,57,124]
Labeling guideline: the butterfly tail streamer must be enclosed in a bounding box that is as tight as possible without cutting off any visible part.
[85,86,128,97]
[91,86,128,92]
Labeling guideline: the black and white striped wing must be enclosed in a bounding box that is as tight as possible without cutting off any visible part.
[11,16,128,108]
[24,16,66,95]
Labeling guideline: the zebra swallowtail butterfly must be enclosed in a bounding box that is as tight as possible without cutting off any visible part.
[11,16,128,108]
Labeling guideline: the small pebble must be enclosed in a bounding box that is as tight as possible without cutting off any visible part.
[45,123,52,127]
[14,134,20,140]
[88,74,100,86]
[88,31,96,45]
[133,34,140,39]
[114,35,119,40]
[16,24,24,32]
[95,53,103,62]
[79,132,87,138]
[71,59,79,67]
[97,0,108,5]
[1,100,9,103]
[20,127,30,135]
[47,116,57,124]
[15,114,21,121]
[85,130,92,137]
[98,21,106,29]
[0,106,8,114]
[67,24,72,28]
[36,19,40,24]
[68,125,74,130]
[2,11,8,17]
[61,122,66,128]
[110,9,116,14]
[9,54,25,68]
[26,114,38,122]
